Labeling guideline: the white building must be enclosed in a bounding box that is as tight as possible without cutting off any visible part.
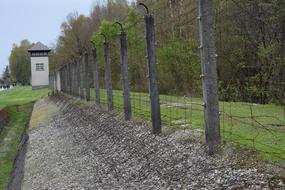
[28,42,51,89]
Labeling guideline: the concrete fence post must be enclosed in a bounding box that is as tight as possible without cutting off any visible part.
[197,0,221,154]
[48,75,50,88]
[53,74,56,90]
[68,63,72,95]
[59,67,64,92]
[57,71,59,91]
[53,71,57,91]
[103,37,114,111]
[79,57,84,99]
[50,75,52,89]
[66,66,68,93]
[66,63,71,94]
[58,70,60,91]
[61,67,64,92]
[63,67,66,92]
[70,62,75,96]
[65,65,68,93]
[91,44,101,107]
[119,29,132,120]
[141,5,161,135]
[74,62,78,97]
[84,51,90,101]
[60,68,63,92]
[61,67,65,92]
[51,75,53,89]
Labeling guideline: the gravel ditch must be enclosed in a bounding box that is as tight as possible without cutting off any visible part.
[22,95,283,189]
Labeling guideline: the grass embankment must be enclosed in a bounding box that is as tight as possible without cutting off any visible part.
[0,86,50,107]
[92,89,285,162]
[0,86,50,190]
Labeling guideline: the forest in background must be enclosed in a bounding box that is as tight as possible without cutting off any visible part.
[6,40,31,84]
[8,0,285,104]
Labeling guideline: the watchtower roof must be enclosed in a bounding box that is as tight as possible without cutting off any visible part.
[28,42,51,52]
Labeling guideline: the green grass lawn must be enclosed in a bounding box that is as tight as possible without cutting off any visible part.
[88,89,285,162]
[0,86,50,108]
[0,86,50,190]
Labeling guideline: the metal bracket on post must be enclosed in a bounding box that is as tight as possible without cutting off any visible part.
[139,3,161,135]
[101,33,107,43]
[138,2,149,14]
[114,21,124,32]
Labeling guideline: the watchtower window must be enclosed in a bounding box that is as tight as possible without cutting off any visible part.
[30,51,49,57]
[36,63,44,71]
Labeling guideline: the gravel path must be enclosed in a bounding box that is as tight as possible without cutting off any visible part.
[22,95,281,189]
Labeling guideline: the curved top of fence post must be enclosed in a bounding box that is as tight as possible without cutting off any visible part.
[113,21,124,32]
[90,40,97,51]
[100,33,107,43]
[138,2,149,15]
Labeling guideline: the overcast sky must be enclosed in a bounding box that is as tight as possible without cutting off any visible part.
[0,0,103,77]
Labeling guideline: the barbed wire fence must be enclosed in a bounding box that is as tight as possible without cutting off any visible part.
[49,0,285,162]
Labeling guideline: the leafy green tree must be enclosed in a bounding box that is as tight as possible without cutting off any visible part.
[9,40,31,84]
[2,66,11,82]
[92,19,121,88]
[49,0,285,104]
[124,10,148,91]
